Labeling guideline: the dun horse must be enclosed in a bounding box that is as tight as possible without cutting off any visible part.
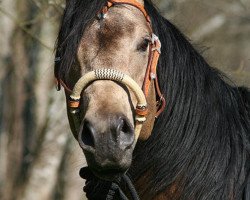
[55,0,250,199]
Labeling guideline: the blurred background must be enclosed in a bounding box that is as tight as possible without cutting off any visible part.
[0,0,249,199]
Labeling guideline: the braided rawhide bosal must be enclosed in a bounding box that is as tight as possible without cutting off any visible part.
[95,68,124,81]
[69,68,147,139]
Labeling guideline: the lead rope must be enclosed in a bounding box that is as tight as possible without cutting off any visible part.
[122,174,140,200]
[106,174,140,200]
[80,167,140,200]
[106,182,129,200]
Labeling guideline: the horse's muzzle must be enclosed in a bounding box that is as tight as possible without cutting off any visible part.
[78,114,135,180]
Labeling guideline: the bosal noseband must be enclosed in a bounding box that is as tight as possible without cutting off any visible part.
[55,0,166,136]
[70,69,147,140]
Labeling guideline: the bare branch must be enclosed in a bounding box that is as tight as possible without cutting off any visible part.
[0,6,53,51]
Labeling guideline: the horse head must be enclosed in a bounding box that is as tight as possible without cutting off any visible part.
[55,0,164,181]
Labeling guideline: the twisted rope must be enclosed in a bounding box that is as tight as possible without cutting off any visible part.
[95,68,124,81]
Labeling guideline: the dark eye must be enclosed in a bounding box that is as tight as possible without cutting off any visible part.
[138,38,150,52]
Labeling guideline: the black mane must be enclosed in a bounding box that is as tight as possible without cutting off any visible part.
[55,0,250,199]
[131,1,250,199]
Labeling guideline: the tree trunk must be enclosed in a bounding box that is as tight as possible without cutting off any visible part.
[0,0,86,199]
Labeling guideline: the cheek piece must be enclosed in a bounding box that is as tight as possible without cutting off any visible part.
[55,0,166,139]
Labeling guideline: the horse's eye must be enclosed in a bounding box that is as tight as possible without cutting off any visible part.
[138,38,150,52]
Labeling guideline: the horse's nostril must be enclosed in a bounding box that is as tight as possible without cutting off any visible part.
[117,117,134,149]
[79,117,134,151]
[80,120,95,148]
[119,119,132,134]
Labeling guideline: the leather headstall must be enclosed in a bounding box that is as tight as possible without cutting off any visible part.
[55,0,166,130]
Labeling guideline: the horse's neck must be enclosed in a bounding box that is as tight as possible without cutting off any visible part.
[133,171,181,200]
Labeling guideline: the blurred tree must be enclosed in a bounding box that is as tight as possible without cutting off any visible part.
[155,0,250,85]
[0,0,85,199]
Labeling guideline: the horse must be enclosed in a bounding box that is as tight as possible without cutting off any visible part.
[54,0,250,199]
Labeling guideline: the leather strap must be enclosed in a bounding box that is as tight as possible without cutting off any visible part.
[142,34,165,117]
[55,78,72,94]
[99,0,152,33]
[108,0,151,22]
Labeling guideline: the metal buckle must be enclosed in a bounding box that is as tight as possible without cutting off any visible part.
[97,13,107,19]
[150,72,156,80]
[151,33,161,53]
[54,57,61,63]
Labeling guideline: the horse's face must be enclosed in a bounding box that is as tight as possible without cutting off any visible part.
[68,1,152,180]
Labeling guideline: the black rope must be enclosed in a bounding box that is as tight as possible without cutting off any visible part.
[106,182,129,200]
[122,174,140,200]
[79,167,140,200]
